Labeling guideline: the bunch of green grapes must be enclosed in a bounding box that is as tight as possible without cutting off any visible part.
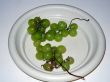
[27,17,78,72]
[27,17,78,42]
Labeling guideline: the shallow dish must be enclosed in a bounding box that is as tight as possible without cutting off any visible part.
[8,4,106,82]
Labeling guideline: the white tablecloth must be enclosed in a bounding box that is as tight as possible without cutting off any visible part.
[0,0,110,82]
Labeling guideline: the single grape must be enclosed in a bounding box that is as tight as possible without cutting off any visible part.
[44,51,53,60]
[39,27,46,33]
[58,21,67,30]
[66,56,74,64]
[45,30,55,41]
[55,52,62,58]
[48,30,56,34]
[36,52,44,60]
[50,23,58,31]
[42,43,51,52]
[45,32,53,41]
[55,57,63,65]
[34,17,41,23]
[42,63,53,71]
[54,34,62,42]
[61,29,68,37]
[28,19,36,26]
[62,62,70,71]
[57,45,66,54]
[27,26,36,34]
[69,23,78,30]
[33,40,41,47]
[36,45,43,52]
[69,29,77,37]
[31,32,42,41]
[41,19,50,28]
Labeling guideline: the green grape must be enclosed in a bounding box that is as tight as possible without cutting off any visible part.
[36,52,44,60]
[62,62,70,71]
[61,29,68,37]
[41,19,50,28]
[66,56,74,64]
[69,29,77,37]
[27,26,36,34]
[48,30,56,34]
[41,33,46,42]
[45,30,55,41]
[55,57,63,65]
[45,43,51,47]
[52,46,57,52]
[50,23,58,30]
[28,19,36,26]
[57,45,66,54]
[69,23,78,30]
[45,32,53,41]
[39,27,46,33]
[44,51,53,60]
[43,63,53,71]
[58,21,67,30]
[34,17,41,23]
[42,43,51,52]
[33,40,41,47]
[36,45,43,52]
[55,52,62,58]
[31,32,42,41]
[54,34,62,42]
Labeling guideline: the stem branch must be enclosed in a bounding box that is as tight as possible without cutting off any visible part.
[67,18,89,30]
[54,56,85,80]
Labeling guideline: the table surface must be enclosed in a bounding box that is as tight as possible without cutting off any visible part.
[0,0,110,82]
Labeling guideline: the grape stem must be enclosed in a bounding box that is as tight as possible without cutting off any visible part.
[70,18,89,24]
[54,55,85,80]
[66,70,85,80]
[67,18,89,30]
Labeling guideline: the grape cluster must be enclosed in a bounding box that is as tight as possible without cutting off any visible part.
[27,17,78,72]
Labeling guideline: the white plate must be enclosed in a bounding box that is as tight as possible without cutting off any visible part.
[8,4,106,82]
